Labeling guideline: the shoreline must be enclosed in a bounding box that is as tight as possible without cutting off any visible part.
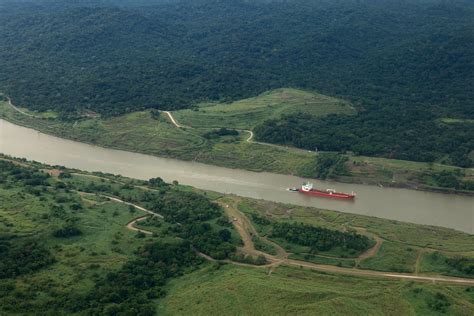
[1,113,473,197]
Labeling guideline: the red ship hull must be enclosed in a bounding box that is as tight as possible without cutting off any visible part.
[299,188,355,199]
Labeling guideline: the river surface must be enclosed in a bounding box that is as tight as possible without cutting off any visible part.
[1,119,473,233]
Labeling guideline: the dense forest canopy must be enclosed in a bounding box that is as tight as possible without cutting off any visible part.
[0,0,472,115]
[0,0,472,165]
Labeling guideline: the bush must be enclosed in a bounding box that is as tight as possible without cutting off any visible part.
[446,256,474,276]
[53,225,83,238]
[271,222,371,253]
[0,240,55,278]
[427,292,451,313]
[203,128,239,139]
[251,213,271,226]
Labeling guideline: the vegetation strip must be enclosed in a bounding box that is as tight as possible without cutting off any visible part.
[2,93,472,194]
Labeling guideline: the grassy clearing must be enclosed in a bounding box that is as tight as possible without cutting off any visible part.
[440,118,474,124]
[358,242,419,273]
[0,182,143,260]
[158,264,474,315]
[100,112,207,158]
[173,88,355,129]
[345,155,474,191]
[420,251,474,278]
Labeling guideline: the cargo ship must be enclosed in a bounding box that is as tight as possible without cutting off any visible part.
[296,182,356,199]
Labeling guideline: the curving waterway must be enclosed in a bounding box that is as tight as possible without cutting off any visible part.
[1,119,473,233]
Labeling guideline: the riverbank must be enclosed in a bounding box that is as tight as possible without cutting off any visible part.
[1,120,473,234]
[1,92,473,195]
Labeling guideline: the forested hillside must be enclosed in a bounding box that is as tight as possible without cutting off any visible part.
[0,0,472,165]
[1,0,472,115]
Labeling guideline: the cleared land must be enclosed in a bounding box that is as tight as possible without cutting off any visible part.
[173,88,355,130]
[233,197,474,277]
[1,89,473,192]
[158,265,474,315]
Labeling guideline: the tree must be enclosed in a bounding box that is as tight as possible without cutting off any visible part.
[218,229,231,242]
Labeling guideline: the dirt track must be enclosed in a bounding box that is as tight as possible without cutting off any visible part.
[354,227,383,264]
[161,111,186,128]
[6,97,38,117]
[127,216,153,235]
[161,110,287,148]
[220,200,474,286]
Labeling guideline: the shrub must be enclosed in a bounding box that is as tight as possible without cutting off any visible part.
[53,225,83,238]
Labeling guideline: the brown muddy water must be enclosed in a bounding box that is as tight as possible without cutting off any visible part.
[1,119,472,233]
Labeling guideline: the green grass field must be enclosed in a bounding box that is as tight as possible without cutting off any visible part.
[158,264,474,315]
[173,88,355,129]
[419,251,474,279]
[358,241,419,273]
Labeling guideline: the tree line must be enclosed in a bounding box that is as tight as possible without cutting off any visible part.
[271,222,372,254]
[255,111,474,167]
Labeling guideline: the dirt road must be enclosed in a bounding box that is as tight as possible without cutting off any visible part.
[354,227,383,264]
[221,199,474,286]
[77,191,162,236]
[126,216,153,235]
[6,97,38,118]
[161,111,186,128]
[163,110,312,154]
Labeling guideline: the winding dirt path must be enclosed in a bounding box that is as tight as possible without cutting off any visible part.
[77,191,162,235]
[103,195,163,218]
[161,110,278,147]
[161,111,187,128]
[220,201,276,262]
[355,228,383,264]
[6,97,39,118]
[126,216,153,235]
[163,110,313,155]
[220,200,288,260]
[244,130,254,142]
